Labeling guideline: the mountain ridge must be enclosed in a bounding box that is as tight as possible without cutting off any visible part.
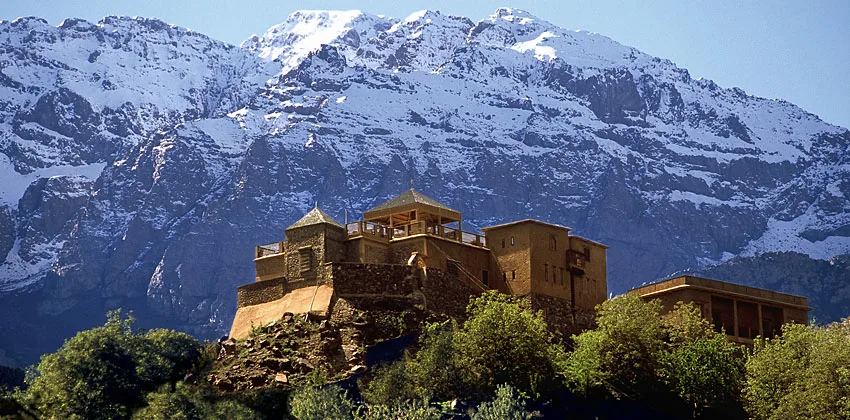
[0,8,847,366]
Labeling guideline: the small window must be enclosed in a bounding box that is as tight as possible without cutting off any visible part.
[584,247,591,262]
[511,270,516,280]
[544,264,548,282]
[550,235,557,251]
[503,272,507,282]
[298,247,313,272]
[510,236,515,246]
[447,260,459,277]
[501,239,506,248]
[552,266,556,283]
[482,270,489,286]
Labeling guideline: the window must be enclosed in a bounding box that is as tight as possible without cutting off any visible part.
[544,264,548,281]
[550,235,557,250]
[482,270,489,286]
[503,272,507,282]
[501,238,505,248]
[553,266,556,283]
[447,260,459,277]
[510,236,515,246]
[584,247,591,262]
[511,270,516,280]
[298,247,313,272]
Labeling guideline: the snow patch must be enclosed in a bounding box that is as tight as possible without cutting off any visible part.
[0,155,105,207]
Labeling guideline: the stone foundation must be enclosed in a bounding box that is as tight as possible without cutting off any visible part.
[237,278,286,308]
[525,293,597,338]
[331,263,419,296]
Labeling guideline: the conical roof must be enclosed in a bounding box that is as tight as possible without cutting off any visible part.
[366,189,457,213]
[286,207,343,230]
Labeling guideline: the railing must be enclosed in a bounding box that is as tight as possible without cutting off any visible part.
[346,221,392,241]
[567,249,588,268]
[345,220,487,248]
[256,241,284,258]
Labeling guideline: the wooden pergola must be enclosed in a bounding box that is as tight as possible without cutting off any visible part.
[363,189,462,236]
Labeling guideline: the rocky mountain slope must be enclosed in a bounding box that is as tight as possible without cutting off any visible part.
[1,8,848,366]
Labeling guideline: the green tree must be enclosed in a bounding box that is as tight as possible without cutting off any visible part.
[453,291,564,397]
[563,294,665,398]
[471,384,533,420]
[360,361,415,406]
[660,333,744,414]
[22,310,201,420]
[131,383,258,420]
[405,321,462,401]
[744,322,850,419]
[659,301,744,414]
[289,385,356,420]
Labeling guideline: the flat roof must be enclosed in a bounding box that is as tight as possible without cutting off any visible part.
[481,219,572,233]
[629,275,810,310]
[569,234,610,249]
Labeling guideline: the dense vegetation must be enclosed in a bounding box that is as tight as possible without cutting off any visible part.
[1,293,847,419]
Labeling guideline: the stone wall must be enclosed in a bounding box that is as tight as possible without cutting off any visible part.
[421,267,483,320]
[329,263,482,320]
[390,239,424,265]
[284,225,325,283]
[237,277,287,308]
[364,243,391,264]
[331,263,419,296]
[525,293,597,338]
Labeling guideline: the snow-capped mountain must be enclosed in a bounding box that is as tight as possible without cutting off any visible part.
[1,8,848,365]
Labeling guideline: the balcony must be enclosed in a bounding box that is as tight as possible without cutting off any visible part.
[256,241,284,258]
[346,220,487,248]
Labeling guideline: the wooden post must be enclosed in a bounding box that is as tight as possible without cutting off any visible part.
[757,303,764,338]
[733,299,739,338]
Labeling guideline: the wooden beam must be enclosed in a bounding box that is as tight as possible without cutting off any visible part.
[733,299,739,338]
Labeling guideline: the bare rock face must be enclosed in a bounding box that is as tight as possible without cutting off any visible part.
[1,9,849,366]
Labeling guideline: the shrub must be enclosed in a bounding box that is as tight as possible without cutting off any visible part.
[289,385,356,420]
[471,384,533,420]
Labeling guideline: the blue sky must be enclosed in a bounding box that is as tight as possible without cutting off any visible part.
[3,0,849,129]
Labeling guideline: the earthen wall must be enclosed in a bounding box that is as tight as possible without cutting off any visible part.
[485,225,532,295]
[254,254,286,282]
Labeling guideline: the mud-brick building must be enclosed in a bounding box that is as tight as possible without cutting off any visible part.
[629,276,810,345]
[231,189,609,338]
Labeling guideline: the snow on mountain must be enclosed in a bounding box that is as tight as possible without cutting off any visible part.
[1,8,848,366]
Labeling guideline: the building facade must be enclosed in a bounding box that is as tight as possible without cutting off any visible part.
[233,189,609,337]
[628,275,810,345]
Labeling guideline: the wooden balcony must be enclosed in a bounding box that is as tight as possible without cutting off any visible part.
[345,220,487,248]
[256,241,284,258]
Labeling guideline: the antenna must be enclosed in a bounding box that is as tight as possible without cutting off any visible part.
[410,179,414,189]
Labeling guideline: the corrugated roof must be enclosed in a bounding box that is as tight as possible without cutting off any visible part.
[366,189,457,213]
[286,207,343,230]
